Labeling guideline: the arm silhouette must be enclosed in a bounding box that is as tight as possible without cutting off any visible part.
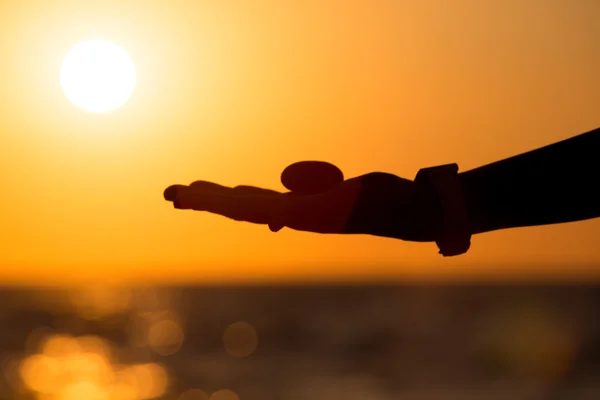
[164,127,600,244]
[459,126,600,235]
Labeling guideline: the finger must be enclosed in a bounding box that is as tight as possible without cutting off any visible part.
[176,186,280,224]
[268,193,301,232]
[189,181,280,196]
[234,185,281,196]
[164,184,188,201]
[189,180,231,192]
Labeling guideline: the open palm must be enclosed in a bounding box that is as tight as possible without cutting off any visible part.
[164,162,440,242]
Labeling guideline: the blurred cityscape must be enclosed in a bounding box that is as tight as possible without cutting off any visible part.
[0,284,599,399]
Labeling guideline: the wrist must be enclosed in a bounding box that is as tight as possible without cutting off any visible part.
[457,169,490,235]
[415,164,471,256]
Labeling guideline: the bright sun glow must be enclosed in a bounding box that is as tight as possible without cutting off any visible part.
[61,40,136,113]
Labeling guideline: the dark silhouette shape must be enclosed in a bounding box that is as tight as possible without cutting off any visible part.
[164,127,600,252]
[281,161,344,195]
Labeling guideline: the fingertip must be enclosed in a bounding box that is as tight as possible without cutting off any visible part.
[163,186,177,201]
[164,185,183,201]
[268,205,289,232]
[268,222,284,232]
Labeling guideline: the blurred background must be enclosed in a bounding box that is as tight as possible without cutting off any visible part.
[1,0,600,399]
[1,284,600,400]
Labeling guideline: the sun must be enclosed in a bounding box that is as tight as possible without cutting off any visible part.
[60,40,136,113]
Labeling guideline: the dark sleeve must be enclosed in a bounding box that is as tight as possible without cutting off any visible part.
[459,127,600,235]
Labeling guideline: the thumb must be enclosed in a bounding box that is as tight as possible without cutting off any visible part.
[268,214,286,233]
[268,193,298,232]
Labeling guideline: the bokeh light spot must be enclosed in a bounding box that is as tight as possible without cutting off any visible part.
[209,389,240,400]
[147,319,185,356]
[42,334,81,359]
[77,335,114,362]
[222,321,258,358]
[61,380,109,400]
[19,332,171,400]
[19,354,62,394]
[118,363,169,400]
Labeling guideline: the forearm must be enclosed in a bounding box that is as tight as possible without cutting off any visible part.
[459,127,600,235]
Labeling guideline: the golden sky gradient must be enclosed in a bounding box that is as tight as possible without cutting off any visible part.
[0,0,599,284]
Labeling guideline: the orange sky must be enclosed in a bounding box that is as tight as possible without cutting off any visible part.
[0,0,599,285]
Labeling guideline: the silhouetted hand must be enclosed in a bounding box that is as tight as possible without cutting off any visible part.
[163,162,441,242]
